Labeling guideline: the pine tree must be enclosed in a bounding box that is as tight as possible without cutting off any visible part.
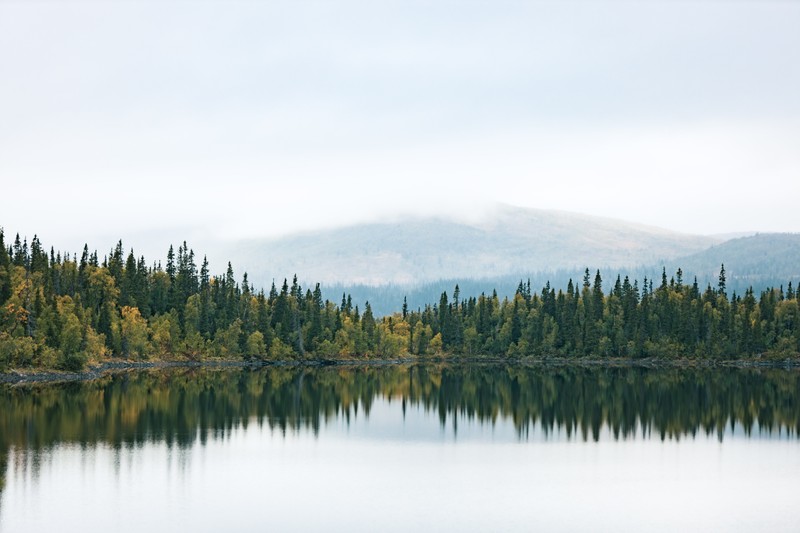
[200,256,210,290]
[166,245,176,282]
[29,235,48,273]
[12,234,25,267]
[362,301,376,350]
[0,229,11,305]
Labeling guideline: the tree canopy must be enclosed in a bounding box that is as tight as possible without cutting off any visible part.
[1,229,798,371]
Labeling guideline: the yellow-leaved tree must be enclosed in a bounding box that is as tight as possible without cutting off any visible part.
[120,306,149,358]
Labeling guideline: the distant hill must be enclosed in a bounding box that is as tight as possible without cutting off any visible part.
[230,204,718,288]
[663,233,800,289]
[326,233,800,316]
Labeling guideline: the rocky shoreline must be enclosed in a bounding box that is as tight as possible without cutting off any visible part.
[2,355,799,385]
[0,358,416,384]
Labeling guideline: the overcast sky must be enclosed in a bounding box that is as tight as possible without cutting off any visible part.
[1,0,798,257]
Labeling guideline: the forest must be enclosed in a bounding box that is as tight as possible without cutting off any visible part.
[1,229,799,371]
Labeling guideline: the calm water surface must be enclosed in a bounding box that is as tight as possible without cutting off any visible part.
[1,365,799,532]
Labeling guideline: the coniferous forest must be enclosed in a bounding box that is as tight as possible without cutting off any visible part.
[1,230,799,372]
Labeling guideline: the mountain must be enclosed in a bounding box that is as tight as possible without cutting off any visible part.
[664,233,800,289]
[229,204,719,288]
[327,233,800,316]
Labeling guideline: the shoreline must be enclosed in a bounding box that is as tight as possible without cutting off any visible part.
[2,355,799,384]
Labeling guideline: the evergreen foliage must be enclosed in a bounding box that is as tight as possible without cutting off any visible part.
[1,231,799,371]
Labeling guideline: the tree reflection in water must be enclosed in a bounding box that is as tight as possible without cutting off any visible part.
[1,364,798,492]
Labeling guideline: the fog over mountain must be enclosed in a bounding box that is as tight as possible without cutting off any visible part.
[230,204,719,288]
[3,204,798,318]
[665,233,800,288]
[325,233,800,316]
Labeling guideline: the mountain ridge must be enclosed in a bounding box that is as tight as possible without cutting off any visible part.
[323,232,800,316]
[230,204,720,288]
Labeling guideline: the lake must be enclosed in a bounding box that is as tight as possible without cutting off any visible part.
[1,364,799,532]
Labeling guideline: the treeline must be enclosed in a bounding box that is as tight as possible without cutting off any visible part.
[329,265,800,317]
[423,268,800,359]
[1,230,799,371]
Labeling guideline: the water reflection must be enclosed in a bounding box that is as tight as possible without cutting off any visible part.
[1,365,798,459]
[2,365,799,532]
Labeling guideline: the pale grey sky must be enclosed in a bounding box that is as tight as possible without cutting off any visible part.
[1,0,799,256]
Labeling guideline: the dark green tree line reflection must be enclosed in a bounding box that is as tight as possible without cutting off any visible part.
[1,366,798,471]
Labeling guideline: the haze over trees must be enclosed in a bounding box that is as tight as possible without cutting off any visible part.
[228,205,719,286]
[226,206,800,316]
[1,229,799,371]
[332,232,800,316]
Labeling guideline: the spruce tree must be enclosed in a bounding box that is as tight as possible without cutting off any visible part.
[0,229,11,305]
